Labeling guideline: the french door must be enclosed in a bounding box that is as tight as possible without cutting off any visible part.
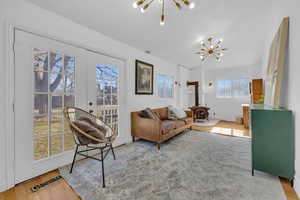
[14,30,125,183]
[87,51,126,147]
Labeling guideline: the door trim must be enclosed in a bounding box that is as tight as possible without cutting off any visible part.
[3,23,128,191]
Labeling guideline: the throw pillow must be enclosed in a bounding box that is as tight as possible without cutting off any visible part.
[79,116,107,136]
[167,105,178,120]
[176,108,187,119]
[168,105,187,119]
[140,108,160,120]
[73,120,106,145]
[154,111,161,120]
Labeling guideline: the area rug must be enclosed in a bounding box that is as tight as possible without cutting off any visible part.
[193,119,220,127]
[59,131,286,200]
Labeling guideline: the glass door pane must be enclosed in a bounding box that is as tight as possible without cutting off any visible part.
[95,64,119,132]
[33,49,76,161]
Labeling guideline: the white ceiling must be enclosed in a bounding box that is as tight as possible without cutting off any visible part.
[27,0,273,68]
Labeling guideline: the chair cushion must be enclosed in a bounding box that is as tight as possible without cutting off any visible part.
[139,108,160,120]
[174,120,186,129]
[79,116,107,136]
[73,120,105,145]
[161,120,176,135]
[180,117,193,125]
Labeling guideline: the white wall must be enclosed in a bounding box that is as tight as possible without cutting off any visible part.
[261,0,300,195]
[176,66,192,109]
[189,64,262,121]
[0,0,178,191]
[0,0,7,192]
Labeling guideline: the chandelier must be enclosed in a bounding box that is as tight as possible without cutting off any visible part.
[195,37,228,62]
[132,0,195,26]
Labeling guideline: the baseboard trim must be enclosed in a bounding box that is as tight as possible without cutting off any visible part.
[294,176,300,197]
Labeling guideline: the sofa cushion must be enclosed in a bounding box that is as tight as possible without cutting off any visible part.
[161,120,176,135]
[174,120,186,129]
[180,117,193,125]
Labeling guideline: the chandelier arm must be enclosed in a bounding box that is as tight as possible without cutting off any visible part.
[212,53,220,60]
[202,43,209,50]
[147,0,156,7]
[213,45,220,50]
[209,39,213,47]
[201,54,209,61]
[172,0,182,9]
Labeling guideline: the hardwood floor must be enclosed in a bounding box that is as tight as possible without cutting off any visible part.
[0,121,298,200]
[192,120,251,138]
[0,170,80,200]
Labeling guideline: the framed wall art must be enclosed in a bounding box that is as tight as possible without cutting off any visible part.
[135,60,154,95]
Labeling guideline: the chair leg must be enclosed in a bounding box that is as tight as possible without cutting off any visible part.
[70,145,79,174]
[100,148,105,188]
[110,144,116,160]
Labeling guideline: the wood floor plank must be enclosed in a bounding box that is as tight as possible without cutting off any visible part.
[280,178,299,200]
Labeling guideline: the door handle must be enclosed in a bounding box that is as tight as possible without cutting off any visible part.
[89,102,93,106]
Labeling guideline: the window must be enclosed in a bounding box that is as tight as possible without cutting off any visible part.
[157,74,174,98]
[216,78,249,98]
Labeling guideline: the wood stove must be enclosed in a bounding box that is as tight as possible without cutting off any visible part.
[187,81,210,121]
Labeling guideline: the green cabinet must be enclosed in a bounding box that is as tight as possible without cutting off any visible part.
[251,104,294,184]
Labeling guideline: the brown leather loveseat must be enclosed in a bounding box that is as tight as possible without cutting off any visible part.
[131,107,193,149]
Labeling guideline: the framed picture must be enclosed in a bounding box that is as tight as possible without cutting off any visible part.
[135,60,154,95]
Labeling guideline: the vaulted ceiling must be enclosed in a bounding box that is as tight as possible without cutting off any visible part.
[27,0,274,68]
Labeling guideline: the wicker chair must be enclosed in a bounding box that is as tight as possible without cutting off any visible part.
[63,106,117,188]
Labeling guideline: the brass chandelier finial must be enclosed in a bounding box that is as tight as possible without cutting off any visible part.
[195,37,228,62]
[133,0,195,26]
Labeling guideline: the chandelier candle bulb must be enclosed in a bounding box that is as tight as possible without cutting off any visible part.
[137,0,144,6]
[133,2,138,8]
[183,0,190,6]
[160,15,165,26]
[189,2,195,9]
[175,2,182,9]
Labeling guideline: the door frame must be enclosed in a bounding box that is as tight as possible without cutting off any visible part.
[3,23,128,191]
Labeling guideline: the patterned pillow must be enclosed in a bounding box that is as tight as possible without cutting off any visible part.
[79,116,107,136]
[140,108,160,120]
[73,120,105,145]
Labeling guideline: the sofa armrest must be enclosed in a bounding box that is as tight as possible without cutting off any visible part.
[185,110,193,118]
[131,112,161,142]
